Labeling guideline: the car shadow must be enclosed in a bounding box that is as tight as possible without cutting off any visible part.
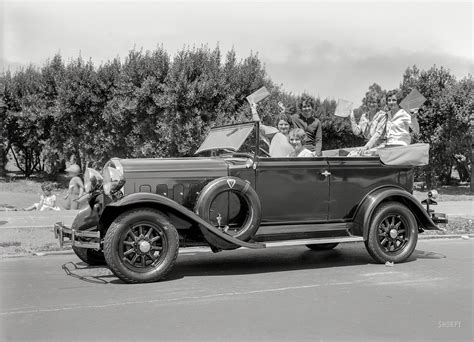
[168,245,381,281]
[411,249,447,260]
[62,244,445,284]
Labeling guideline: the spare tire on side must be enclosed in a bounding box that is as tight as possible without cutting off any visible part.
[195,177,261,242]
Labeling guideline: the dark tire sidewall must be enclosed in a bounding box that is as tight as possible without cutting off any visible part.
[366,202,418,263]
[196,177,261,241]
[72,246,106,266]
[104,209,179,283]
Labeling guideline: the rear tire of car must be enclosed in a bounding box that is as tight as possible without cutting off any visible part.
[365,201,418,263]
[72,246,106,266]
[306,243,339,251]
[195,177,261,242]
[103,209,179,283]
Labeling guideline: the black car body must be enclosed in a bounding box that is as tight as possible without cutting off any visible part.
[54,121,447,283]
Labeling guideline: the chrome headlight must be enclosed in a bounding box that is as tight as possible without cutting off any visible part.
[84,168,103,193]
[103,166,125,196]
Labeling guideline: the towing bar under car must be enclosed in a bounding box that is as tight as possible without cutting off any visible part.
[54,222,101,249]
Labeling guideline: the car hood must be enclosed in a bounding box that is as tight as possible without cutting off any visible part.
[112,157,229,178]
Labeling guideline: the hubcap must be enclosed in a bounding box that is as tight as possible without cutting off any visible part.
[389,228,398,239]
[138,240,151,253]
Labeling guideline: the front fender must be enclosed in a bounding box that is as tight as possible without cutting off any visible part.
[102,192,265,250]
[70,193,100,231]
[352,186,440,240]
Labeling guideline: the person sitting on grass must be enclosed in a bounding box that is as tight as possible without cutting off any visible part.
[288,128,315,157]
[23,183,60,211]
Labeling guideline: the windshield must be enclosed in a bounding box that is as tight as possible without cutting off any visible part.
[195,122,256,155]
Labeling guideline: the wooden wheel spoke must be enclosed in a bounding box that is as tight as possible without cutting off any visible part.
[128,230,138,242]
[123,248,135,256]
[150,235,161,243]
[145,227,153,238]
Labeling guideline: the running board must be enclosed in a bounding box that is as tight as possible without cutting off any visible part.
[257,236,364,249]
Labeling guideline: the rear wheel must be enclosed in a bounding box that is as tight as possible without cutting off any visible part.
[365,202,418,263]
[103,209,179,283]
[306,243,339,251]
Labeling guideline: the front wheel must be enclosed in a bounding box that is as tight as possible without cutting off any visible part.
[365,202,418,263]
[103,209,179,283]
[72,246,106,266]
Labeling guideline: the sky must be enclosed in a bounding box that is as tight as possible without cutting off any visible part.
[1,0,473,105]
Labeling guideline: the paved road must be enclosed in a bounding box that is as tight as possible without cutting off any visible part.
[1,239,472,341]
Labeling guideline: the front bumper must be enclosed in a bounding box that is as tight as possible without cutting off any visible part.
[430,212,448,225]
[53,222,101,249]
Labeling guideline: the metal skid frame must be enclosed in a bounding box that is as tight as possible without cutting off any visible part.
[53,222,101,249]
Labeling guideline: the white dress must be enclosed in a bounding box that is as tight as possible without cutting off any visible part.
[289,148,314,158]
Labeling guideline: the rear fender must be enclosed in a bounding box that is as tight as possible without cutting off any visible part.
[352,186,439,240]
[101,193,265,250]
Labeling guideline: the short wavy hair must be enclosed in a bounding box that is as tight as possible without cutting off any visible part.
[363,90,384,108]
[289,128,307,142]
[41,183,53,192]
[274,113,292,127]
[386,89,403,104]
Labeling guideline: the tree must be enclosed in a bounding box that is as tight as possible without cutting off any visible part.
[401,65,471,186]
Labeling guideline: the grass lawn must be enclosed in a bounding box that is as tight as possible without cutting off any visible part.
[0,178,472,257]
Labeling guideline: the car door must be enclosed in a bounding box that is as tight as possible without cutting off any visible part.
[327,156,402,220]
[255,157,330,223]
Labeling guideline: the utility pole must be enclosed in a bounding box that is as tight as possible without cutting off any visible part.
[471,111,474,192]
[0,97,7,180]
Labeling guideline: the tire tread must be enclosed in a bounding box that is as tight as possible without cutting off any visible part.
[103,208,179,283]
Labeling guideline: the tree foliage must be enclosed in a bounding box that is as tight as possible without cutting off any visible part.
[1,48,471,186]
[400,65,472,186]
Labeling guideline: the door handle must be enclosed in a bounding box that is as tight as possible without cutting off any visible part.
[321,170,331,177]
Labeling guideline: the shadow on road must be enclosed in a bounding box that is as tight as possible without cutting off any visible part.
[60,244,446,284]
[412,249,447,259]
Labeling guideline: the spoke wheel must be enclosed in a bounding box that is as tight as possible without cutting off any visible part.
[365,201,418,263]
[104,209,179,283]
[119,222,168,272]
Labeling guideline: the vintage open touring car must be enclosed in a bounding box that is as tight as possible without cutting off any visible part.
[54,121,447,283]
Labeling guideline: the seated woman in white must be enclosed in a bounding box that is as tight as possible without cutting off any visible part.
[288,128,314,157]
[362,90,413,153]
[251,103,294,157]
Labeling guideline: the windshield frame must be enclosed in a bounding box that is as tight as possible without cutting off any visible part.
[195,121,260,156]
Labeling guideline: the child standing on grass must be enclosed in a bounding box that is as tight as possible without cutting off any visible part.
[64,164,84,210]
[24,183,60,211]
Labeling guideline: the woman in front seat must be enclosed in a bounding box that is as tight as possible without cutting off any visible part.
[251,102,294,157]
[288,128,314,157]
